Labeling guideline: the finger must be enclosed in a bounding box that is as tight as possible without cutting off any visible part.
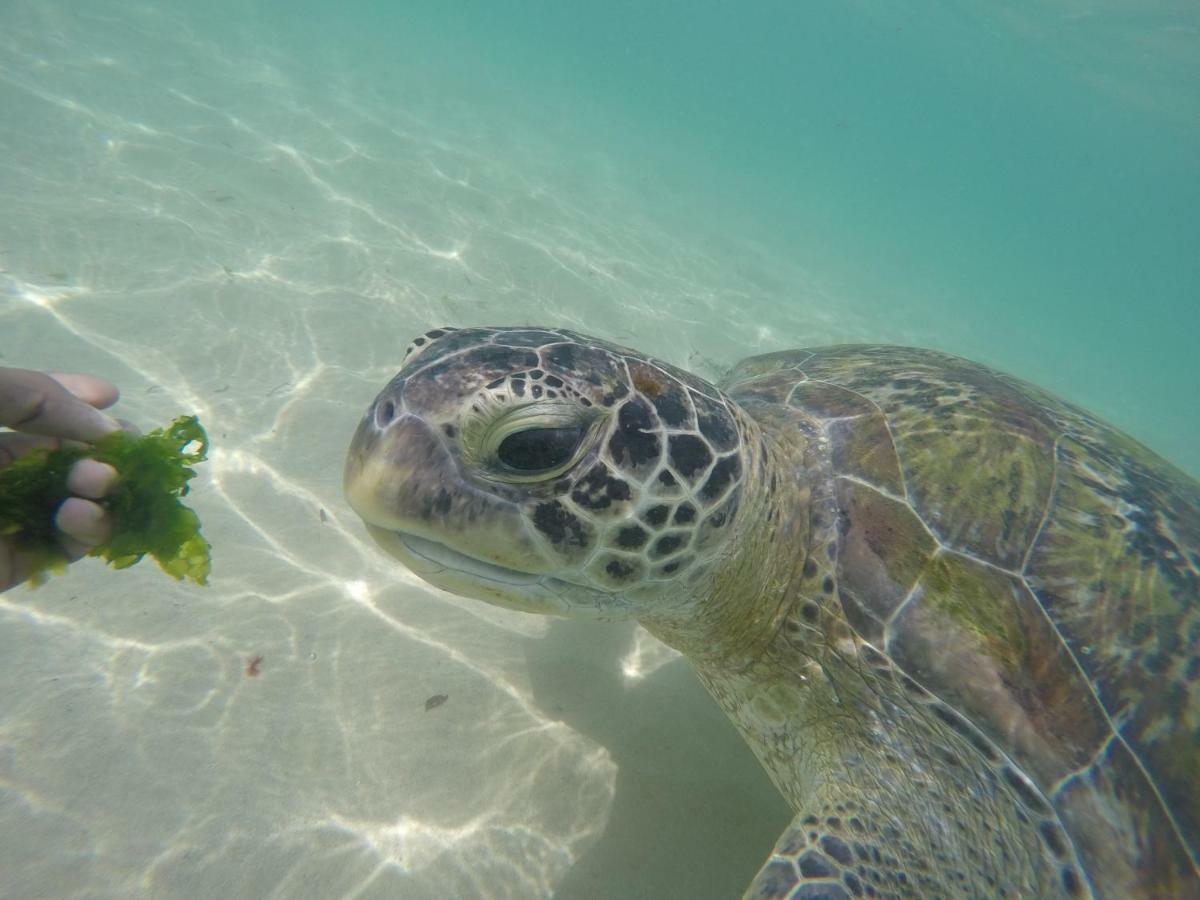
[0,495,112,593]
[67,459,119,499]
[0,368,121,442]
[0,535,79,592]
[0,434,123,469]
[0,540,34,593]
[0,432,57,468]
[48,373,121,410]
[55,497,112,547]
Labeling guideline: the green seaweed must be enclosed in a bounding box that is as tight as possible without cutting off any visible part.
[0,416,211,585]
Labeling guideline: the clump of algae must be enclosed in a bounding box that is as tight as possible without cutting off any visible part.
[0,416,211,585]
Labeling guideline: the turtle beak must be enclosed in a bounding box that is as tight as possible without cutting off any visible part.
[344,408,552,577]
[344,410,455,537]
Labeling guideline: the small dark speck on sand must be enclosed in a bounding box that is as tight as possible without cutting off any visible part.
[319,508,328,524]
[424,694,448,711]
[246,655,264,677]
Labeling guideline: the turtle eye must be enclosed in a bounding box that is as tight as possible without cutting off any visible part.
[496,426,585,472]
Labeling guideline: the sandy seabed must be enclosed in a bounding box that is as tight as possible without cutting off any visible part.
[0,2,891,896]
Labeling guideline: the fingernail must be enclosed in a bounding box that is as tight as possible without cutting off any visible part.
[67,460,119,499]
[55,498,112,546]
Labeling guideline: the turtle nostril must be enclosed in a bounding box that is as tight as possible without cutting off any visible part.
[375,399,397,428]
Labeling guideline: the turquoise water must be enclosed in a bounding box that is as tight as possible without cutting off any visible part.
[266,0,1200,474]
[0,2,1197,898]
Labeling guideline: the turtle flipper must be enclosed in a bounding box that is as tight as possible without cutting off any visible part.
[744,810,900,899]
[743,800,1089,900]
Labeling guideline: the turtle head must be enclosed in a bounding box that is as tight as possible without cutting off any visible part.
[344,326,753,619]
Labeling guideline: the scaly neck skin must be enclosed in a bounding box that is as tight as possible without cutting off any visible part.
[638,402,826,671]
[637,400,845,813]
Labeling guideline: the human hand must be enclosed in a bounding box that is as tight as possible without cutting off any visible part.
[0,368,124,591]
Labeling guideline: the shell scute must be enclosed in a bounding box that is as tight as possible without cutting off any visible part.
[833,479,936,643]
[1054,737,1198,895]
[803,348,1058,569]
[827,416,904,497]
[893,423,1054,570]
[887,551,1111,787]
[785,381,875,419]
[1025,433,1200,855]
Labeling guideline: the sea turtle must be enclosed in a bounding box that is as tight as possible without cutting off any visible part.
[344,326,1199,898]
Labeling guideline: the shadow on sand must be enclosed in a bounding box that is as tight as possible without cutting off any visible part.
[523,619,791,899]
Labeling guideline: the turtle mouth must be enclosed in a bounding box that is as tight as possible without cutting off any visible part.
[390,529,542,587]
[365,525,631,618]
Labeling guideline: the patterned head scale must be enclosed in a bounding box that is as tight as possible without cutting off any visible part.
[344,327,753,616]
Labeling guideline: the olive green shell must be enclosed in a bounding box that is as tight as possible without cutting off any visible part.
[723,345,1199,891]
